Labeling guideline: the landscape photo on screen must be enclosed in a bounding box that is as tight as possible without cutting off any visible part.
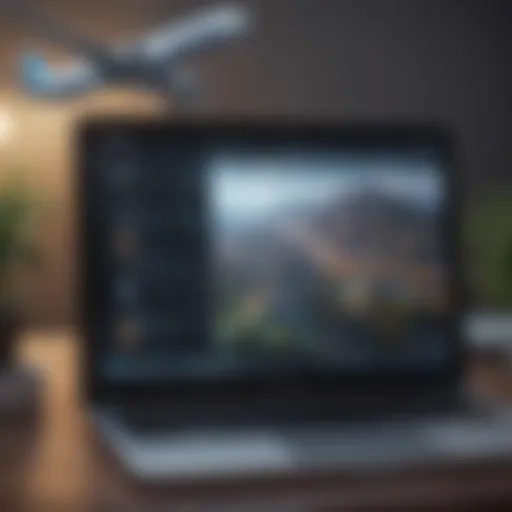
[209,151,450,369]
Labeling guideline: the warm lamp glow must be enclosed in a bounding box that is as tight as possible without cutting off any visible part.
[0,109,15,146]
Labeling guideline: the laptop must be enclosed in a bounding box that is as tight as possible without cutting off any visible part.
[77,119,512,483]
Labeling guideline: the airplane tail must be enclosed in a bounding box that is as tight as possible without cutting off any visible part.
[20,51,53,95]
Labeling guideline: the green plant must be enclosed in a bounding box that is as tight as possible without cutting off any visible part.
[466,189,512,308]
[0,174,40,307]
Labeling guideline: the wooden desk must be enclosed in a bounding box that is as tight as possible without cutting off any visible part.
[5,331,512,511]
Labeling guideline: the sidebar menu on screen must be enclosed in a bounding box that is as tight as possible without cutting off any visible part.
[87,128,209,380]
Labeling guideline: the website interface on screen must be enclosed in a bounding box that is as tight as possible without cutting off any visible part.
[88,132,451,381]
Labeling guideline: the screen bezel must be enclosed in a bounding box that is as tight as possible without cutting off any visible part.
[76,118,465,406]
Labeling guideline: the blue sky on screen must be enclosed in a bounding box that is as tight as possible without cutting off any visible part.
[209,154,444,224]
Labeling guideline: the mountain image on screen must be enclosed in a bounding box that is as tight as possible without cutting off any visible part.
[212,171,448,369]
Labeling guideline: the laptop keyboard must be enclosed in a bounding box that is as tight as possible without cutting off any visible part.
[104,392,486,437]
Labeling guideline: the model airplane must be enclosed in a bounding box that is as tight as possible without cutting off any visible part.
[0,1,252,103]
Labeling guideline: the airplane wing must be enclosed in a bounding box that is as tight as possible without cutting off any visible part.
[136,4,253,64]
[20,51,103,99]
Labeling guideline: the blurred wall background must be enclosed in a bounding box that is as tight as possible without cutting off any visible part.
[0,0,510,326]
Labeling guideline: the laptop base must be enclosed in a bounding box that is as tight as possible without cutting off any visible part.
[92,398,512,483]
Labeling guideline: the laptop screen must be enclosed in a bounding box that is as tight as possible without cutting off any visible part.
[81,124,454,385]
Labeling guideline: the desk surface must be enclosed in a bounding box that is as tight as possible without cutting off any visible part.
[6,330,512,511]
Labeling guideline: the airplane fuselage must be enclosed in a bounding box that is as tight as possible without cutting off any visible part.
[16,4,252,102]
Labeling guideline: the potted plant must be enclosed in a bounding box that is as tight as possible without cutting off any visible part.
[0,174,40,369]
[0,173,42,497]
[465,188,512,347]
